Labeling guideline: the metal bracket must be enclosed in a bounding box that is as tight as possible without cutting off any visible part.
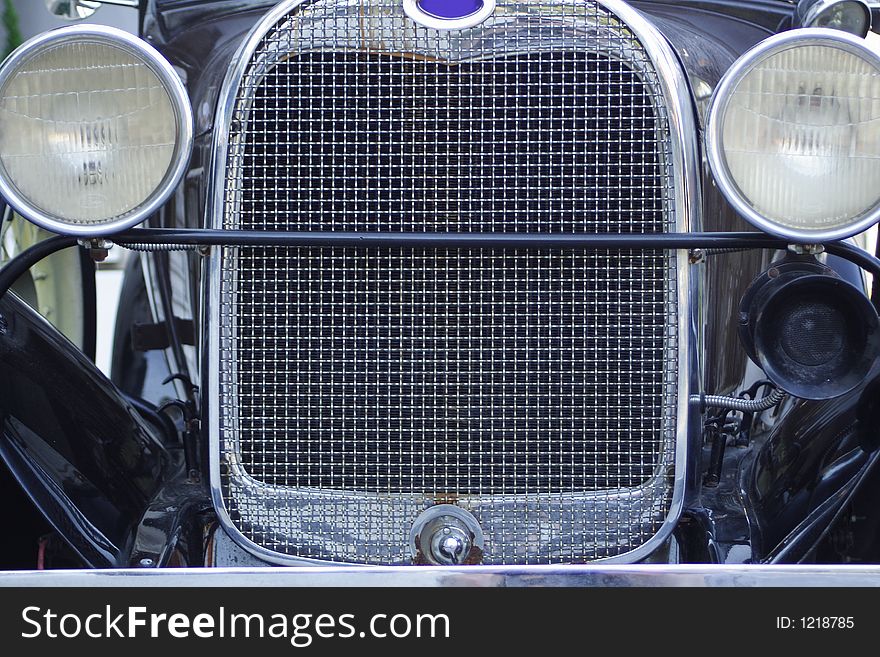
[77,238,114,263]
[788,243,825,256]
[131,317,196,351]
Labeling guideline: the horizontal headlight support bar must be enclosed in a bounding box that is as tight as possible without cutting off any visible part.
[2,229,879,300]
[115,228,790,250]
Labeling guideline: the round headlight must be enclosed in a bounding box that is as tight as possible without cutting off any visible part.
[795,0,871,37]
[0,25,192,236]
[707,29,880,242]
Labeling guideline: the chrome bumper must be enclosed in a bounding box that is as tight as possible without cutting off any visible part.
[3,565,880,587]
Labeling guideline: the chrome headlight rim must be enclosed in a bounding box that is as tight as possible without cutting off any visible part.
[795,0,871,37]
[707,28,880,243]
[0,24,193,237]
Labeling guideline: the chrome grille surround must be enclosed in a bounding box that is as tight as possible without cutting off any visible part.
[209,0,697,565]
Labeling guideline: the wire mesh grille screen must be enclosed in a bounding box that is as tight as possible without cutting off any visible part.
[217,0,680,564]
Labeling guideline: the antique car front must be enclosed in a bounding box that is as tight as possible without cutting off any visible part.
[1,0,880,581]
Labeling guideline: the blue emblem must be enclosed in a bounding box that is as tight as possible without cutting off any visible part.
[403,0,496,30]
[417,0,484,20]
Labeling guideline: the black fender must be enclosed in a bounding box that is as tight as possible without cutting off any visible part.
[0,292,178,567]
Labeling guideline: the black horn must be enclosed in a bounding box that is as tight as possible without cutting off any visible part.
[739,257,880,400]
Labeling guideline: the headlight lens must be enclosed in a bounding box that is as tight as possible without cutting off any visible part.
[0,26,192,235]
[707,29,880,242]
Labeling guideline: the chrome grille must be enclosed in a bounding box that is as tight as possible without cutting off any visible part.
[216,0,681,565]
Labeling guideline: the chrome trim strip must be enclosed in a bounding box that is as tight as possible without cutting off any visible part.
[206,0,701,567]
[3,565,880,587]
[706,28,880,243]
[0,25,194,237]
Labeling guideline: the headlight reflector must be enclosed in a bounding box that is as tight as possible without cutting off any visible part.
[707,29,880,241]
[0,25,192,235]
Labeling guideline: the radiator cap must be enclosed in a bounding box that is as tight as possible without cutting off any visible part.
[410,505,484,565]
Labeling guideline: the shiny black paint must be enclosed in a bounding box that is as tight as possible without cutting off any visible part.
[750,393,874,554]
[144,5,272,136]
[128,477,211,567]
[764,446,874,562]
[673,510,721,563]
[0,450,51,569]
[0,292,180,566]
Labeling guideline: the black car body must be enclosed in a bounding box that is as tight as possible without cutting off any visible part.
[1,0,880,580]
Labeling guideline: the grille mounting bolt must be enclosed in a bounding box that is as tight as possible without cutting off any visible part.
[436,530,470,565]
[688,248,704,264]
